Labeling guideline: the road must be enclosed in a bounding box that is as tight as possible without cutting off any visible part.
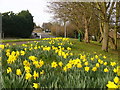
[2,32,56,45]
[36,32,55,38]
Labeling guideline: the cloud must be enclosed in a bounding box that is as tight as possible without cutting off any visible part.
[0,0,53,26]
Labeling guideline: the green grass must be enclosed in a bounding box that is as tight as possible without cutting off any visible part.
[1,38,42,43]
[2,38,119,62]
[1,37,119,88]
[70,39,119,62]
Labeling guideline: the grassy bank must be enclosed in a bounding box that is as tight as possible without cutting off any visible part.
[70,39,119,62]
[1,38,119,61]
[1,37,120,88]
[1,38,42,43]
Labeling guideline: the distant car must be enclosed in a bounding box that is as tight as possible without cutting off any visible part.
[31,32,39,38]
[45,29,51,33]
[34,33,40,38]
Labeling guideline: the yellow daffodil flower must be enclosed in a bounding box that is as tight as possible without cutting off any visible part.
[7,67,12,73]
[33,83,40,89]
[40,70,44,75]
[58,62,63,67]
[104,68,109,72]
[106,81,118,88]
[92,67,97,72]
[114,77,119,84]
[51,61,58,68]
[25,73,32,80]
[33,71,39,80]
[110,62,117,67]
[96,63,100,67]
[85,67,90,72]
[16,69,22,75]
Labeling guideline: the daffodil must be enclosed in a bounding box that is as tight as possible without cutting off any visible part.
[33,71,39,80]
[84,61,89,66]
[6,52,10,57]
[77,64,82,68]
[70,53,73,56]
[25,73,32,80]
[103,62,107,65]
[63,54,67,59]
[51,61,58,68]
[63,66,68,72]
[20,50,25,56]
[110,62,117,67]
[33,61,39,65]
[16,69,22,75]
[96,63,100,67]
[24,66,31,73]
[11,51,16,55]
[16,51,20,57]
[40,70,44,75]
[34,46,38,49]
[114,77,119,84]
[7,55,17,64]
[67,63,72,68]
[58,62,63,67]
[6,49,10,52]
[39,59,44,67]
[92,67,97,72]
[99,60,103,64]
[104,68,109,72]
[80,55,86,60]
[103,55,106,59]
[67,47,71,51]
[23,60,28,65]
[33,83,40,88]
[0,45,4,49]
[85,67,90,72]
[28,56,37,61]
[7,67,12,73]
[106,81,118,88]
[113,68,117,73]
[95,55,98,59]
[91,57,94,61]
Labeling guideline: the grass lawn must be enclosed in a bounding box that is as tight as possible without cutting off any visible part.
[1,38,119,62]
[1,38,42,43]
[1,37,120,88]
[70,39,119,62]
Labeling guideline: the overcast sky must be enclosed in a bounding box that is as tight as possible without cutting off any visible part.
[0,0,53,26]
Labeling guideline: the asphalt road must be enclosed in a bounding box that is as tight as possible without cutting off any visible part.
[2,32,56,45]
[34,32,55,38]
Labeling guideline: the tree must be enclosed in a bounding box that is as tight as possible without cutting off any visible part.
[2,10,34,38]
[48,2,95,43]
[91,2,116,51]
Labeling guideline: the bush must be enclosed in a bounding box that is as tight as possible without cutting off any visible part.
[2,10,34,38]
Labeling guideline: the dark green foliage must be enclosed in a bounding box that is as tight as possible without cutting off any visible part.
[2,10,34,38]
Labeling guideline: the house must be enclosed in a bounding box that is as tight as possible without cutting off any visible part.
[42,23,52,33]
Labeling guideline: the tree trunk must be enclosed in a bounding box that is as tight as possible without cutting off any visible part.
[113,2,119,50]
[99,21,104,43]
[84,17,90,43]
[102,21,109,52]
[113,27,117,49]
[110,2,119,50]
[64,21,67,38]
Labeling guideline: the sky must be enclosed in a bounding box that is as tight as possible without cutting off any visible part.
[0,0,53,26]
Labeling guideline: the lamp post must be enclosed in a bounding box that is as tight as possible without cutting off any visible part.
[64,21,67,38]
